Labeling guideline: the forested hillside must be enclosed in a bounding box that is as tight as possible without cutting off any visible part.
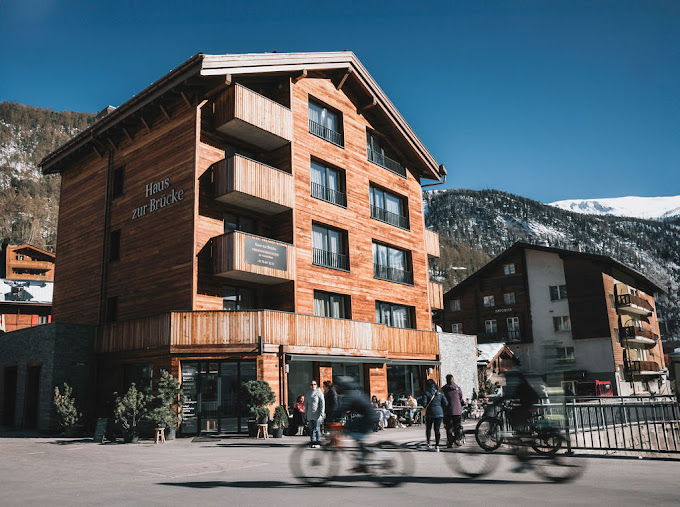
[0,101,95,249]
[424,189,680,343]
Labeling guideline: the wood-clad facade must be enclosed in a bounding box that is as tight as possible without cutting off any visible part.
[42,52,445,433]
[2,244,55,282]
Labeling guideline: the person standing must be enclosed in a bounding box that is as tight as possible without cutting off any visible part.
[419,378,448,451]
[323,380,338,422]
[305,380,325,447]
[441,374,464,447]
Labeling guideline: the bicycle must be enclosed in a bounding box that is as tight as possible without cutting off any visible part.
[289,422,414,487]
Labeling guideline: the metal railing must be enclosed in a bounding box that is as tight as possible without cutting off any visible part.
[627,360,663,373]
[373,263,414,285]
[616,293,654,312]
[370,205,409,229]
[312,248,349,271]
[309,119,343,147]
[620,326,658,342]
[310,182,346,207]
[367,148,406,177]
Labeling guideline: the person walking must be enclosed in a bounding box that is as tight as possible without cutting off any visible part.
[419,378,448,451]
[305,379,325,447]
[441,374,464,447]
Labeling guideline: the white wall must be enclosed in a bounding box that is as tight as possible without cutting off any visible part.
[438,332,478,399]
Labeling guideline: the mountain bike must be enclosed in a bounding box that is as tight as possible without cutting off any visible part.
[290,422,414,487]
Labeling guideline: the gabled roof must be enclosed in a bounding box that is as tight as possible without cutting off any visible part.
[40,52,445,181]
[11,244,55,261]
[444,241,663,299]
[477,342,509,363]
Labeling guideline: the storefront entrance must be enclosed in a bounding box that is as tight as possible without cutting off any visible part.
[180,360,256,434]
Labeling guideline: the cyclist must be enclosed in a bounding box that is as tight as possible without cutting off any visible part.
[332,376,379,471]
[501,369,541,472]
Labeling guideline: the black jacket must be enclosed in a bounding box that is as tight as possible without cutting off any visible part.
[324,386,338,420]
[420,387,448,418]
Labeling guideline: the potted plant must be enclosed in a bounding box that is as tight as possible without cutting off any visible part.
[113,383,150,443]
[241,380,275,427]
[53,382,82,437]
[271,405,289,438]
[149,371,185,440]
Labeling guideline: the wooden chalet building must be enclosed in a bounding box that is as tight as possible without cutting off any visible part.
[39,52,446,434]
[438,242,667,396]
[1,243,55,282]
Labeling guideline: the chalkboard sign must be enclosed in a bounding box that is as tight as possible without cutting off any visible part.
[94,418,108,443]
[244,236,287,271]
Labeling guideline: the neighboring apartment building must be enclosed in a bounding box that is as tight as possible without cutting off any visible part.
[439,242,667,396]
[1,243,55,282]
[32,52,446,434]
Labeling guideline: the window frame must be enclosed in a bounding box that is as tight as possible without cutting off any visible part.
[366,130,406,177]
[369,184,409,230]
[451,323,463,334]
[112,165,125,198]
[485,319,498,334]
[449,299,461,312]
[483,295,495,308]
[308,97,344,147]
[503,293,515,305]
[375,300,415,329]
[313,290,351,320]
[550,284,568,301]
[553,315,572,332]
[310,158,346,207]
[503,264,516,275]
[312,222,349,271]
[372,241,413,285]
[109,230,121,262]
[222,286,257,311]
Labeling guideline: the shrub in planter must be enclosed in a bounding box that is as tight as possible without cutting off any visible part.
[114,383,150,442]
[148,371,185,439]
[241,380,275,424]
[53,383,81,435]
[271,405,289,438]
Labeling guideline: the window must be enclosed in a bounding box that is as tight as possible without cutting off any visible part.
[556,347,575,363]
[222,286,256,311]
[507,317,520,341]
[376,301,415,329]
[112,165,125,198]
[485,319,498,334]
[366,131,406,177]
[372,242,413,285]
[224,212,257,235]
[504,293,515,305]
[369,185,409,229]
[109,230,121,262]
[314,290,350,319]
[553,315,571,332]
[312,224,349,270]
[449,299,461,312]
[483,295,495,308]
[503,264,516,275]
[106,296,118,323]
[451,323,463,334]
[310,160,346,206]
[38,315,48,325]
[550,285,568,301]
[308,99,343,146]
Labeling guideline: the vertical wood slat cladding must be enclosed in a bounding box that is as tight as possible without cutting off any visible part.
[291,78,432,329]
[214,84,293,142]
[213,154,294,210]
[97,310,439,356]
[424,229,440,258]
[212,231,295,282]
[428,281,443,310]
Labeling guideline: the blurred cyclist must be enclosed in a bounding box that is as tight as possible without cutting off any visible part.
[501,369,541,472]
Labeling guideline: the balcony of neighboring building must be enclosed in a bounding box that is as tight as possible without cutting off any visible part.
[626,360,664,376]
[212,231,295,284]
[424,229,440,258]
[615,293,654,317]
[214,84,292,150]
[212,154,294,215]
[619,326,659,347]
[428,280,443,310]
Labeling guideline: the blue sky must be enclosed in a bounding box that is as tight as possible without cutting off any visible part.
[1,0,678,203]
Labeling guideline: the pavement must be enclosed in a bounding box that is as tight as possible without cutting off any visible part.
[0,425,678,506]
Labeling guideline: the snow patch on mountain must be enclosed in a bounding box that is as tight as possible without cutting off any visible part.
[549,195,680,221]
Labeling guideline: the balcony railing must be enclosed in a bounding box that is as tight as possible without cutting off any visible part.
[212,231,295,284]
[367,148,406,177]
[370,205,409,229]
[620,326,658,344]
[312,248,349,271]
[213,154,294,214]
[309,119,344,147]
[627,360,663,375]
[214,84,292,150]
[310,182,346,207]
[616,293,654,314]
[373,263,414,285]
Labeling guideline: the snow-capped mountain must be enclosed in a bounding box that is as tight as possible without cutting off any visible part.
[549,195,680,221]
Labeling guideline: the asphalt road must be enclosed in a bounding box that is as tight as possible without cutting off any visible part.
[0,427,677,506]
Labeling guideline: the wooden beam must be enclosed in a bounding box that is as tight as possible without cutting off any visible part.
[140,116,151,132]
[180,91,192,107]
[361,98,378,111]
[292,69,307,83]
[159,104,171,121]
[105,137,117,151]
[205,74,232,98]
[92,145,103,159]
[336,69,352,90]
[122,127,133,142]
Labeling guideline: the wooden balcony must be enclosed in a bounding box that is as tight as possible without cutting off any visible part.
[428,280,443,310]
[616,293,654,316]
[214,84,292,150]
[424,229,440,258]
[212,231,295,284]
[619,326,658,347]
[213,154,294,214]
[627,360,664,376]
[8,259,53,271]
[96,310,440,358]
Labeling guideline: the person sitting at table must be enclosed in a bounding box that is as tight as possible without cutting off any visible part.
[384,394,404,428]
[371,395,388,429]
[405,394,418,425]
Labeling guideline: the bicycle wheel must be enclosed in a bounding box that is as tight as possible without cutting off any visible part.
[289,442,339,486]
[531,429,564,456]
[442,434,498,478]
[370,441,415,487]
[532,454,585,484]
[475,416,503,451]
